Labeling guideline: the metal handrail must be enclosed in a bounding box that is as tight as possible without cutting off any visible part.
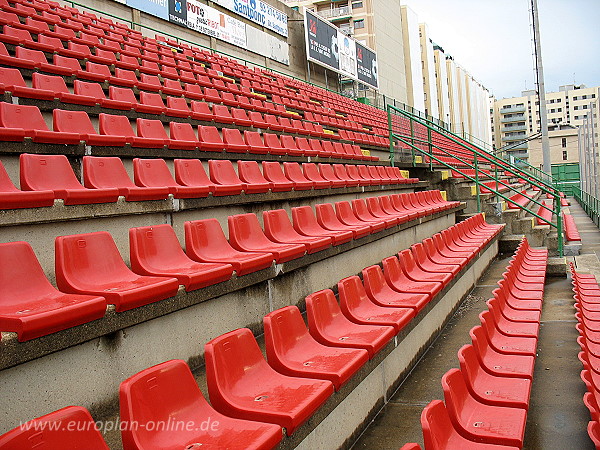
[388,104,564,256]
[574,186,600,227]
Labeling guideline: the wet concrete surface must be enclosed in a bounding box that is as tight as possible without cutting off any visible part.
[352,251,595,449]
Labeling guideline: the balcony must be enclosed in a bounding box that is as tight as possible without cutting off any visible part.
[500,114,526,123]
[502,124,527,132]
[500,105,526,114]
[317,6,352,21]
[504,141,529,151]
[502,133,527,143]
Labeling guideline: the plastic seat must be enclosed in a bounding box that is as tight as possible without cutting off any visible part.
[204,328,334,435]
[303,163,332,188]
[165,96,191,118]
[333,164,360,187]
[228,213,306,263]
[352,198,397,228]
[362,264,430,311]
[333,201,384,233]
[442,368,526,448]
[338,276,415,333]
[458,345,531,410]
[31,73,96,105]
[263,133,287,155]
[0,160,54,209]
[222,127,250,153]
[470,326,535,379]
[0,241,106,341]
[55,231,180,312]
[397,249,453,285]
[261,162,294,192]
[168,122,199,150]
[263,209,332,254]
[20,153,120,205]
[174,159,241,196]
[133,158,209,198]
[264,306,368,391]
[280,135,303,156]
[119,359,282,450]
[0,102,80,144]
[138,91,166,114]
[99,113,165,148]
[52,109,124,147]
[478,311,537,356]
[237,161,272,193]
[421,400,520,450]
[411,242,461,275]
[129,224,233,291]
[292,206,353,245]
[184,219,273,276]
[0,406,109,449]
[305,289,395,359]
[198,125,226,152]
[83,156,169,201]
[381,256,443,299]
[244,130,270,154]
[318,164,346,188]
[283,162,314,190]
[208,160,246,193]
[315,203,371,239]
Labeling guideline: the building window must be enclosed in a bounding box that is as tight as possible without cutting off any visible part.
[562,150,568,160]
[352,1,363,8]
[353,19,364,29]
[562,137,567,148]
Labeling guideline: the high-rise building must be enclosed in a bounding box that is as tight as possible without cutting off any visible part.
[285,0,492,146]
[491,85,600,167]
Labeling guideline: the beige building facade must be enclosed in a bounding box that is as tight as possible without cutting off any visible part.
[491,85,600,166]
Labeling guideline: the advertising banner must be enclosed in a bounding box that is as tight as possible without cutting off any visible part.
[304,7,378,90]
[356,41,378,89]
[213,0,288,37]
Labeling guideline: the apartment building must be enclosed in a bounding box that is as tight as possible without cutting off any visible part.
[491,84,600,166]
[284,0,492,146]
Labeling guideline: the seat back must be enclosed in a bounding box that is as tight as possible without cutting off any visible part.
[209,159,243,185]
[32,72,68,94]
[0,67,27,89]
[420,400,453,450]
[440,368,469,417]
[169,122,197,142]
[262,162,289,183]
[0,241,59,305]
[83,155,135,189]
[222,127,245,146]
[361,264,390,298]
[338,275,370,313]
[228,213,268,244]
[174,159,211,187]
[263,209,297,240]
[303,163,328,184]
[99,113,135,137]
[74,80,107,101]
[0,406,109,450]
[315,203,342,227]
[20,153,84,191]
[237,160,269,184]
[109,86,137,104]
[129,224,189,270]
[305,289,339,330]
[333,164,351,181]
[119,360,208,450]
[54,109,98,136]
[291,206,322,233]
[263,305,310,362]
[0,161,19,192]
[205,328,268,394]
[283,162,312,184]
[139,91,165,109]
[55,231,135,289]
[0,102,48,131]
[198,125,224,146]
[136,118,168,140]
[133,158,177,189]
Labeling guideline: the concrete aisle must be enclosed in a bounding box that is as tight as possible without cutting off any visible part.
[352,200,599,449]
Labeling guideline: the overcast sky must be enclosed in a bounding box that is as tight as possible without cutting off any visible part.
[401,0,600,99]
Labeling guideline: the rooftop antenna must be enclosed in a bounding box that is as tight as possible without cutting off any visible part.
[531,0,551,173]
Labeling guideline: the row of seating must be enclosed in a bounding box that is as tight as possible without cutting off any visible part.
[0,154,416,208]
[0,102,378,159]
[0,214,501,448]
[536,200,553,226]
[403,238,547,449]
[563,212,582,242]
[0,192,455,340]
[571,263,600,448]
[508,189,533,210]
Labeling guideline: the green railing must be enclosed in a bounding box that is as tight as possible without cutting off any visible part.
[387,104,564,256]
[574,186,600,227]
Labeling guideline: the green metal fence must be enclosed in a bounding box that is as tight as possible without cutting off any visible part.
[574,186,600,227]
[387,104,565,256]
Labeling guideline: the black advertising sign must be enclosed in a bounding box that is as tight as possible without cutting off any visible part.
[304,8,378,90]
[305,9,339,71]
[356,41,378,89]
